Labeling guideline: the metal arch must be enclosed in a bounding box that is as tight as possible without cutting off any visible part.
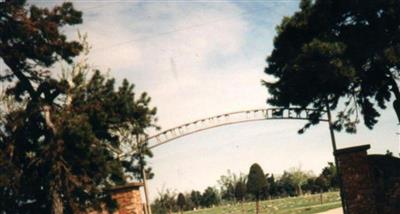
[145,107,327,150]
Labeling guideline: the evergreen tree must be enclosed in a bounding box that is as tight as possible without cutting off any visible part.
[200,187,220,208]
[0,1,157,213]
[177,193,186,213]
[234,181,247,214]
[190,190,202,209]
[320,162,339,189]
[246,163,267,214]
[264,0,400,133]
[267,174,278,197]
[217,170,243,202]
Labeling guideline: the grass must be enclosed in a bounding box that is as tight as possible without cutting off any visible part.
[184,192,341,214]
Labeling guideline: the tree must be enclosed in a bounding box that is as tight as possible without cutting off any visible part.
[182,193,195,211]
[288,167,313,196]
[177,193,186,213]
[264,0,400,133]
[246,163,267,214]
[200,187,220,208]
[151,189,177,214]
[0,1,157,213]
[234,181,247,214]
[320,162,339,189]
[217,170,246,202]
[267,174,278,197]
[190,190,202,209]
[276,171,296,197]
[315,176,330,192]
[304,177,320,194]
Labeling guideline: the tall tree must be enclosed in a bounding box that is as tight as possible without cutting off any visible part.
[177,193,186,213]
[246,163,267,214]
[267,174,278,197]
[0,1,157,213]
[264,0,400,133]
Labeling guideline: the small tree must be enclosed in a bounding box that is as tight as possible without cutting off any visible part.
[200,187,220,208]
[177,193,186,213]
[321,162,338,189]
[190,190,202,209]
[246,163,267,214]
[315,176,330,192]
[267,174,278,197]
[151,189,177,214]
[234,181,247,214]
[217,170,242,202]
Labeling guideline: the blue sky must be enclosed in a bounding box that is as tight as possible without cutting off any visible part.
[28,0,400,201]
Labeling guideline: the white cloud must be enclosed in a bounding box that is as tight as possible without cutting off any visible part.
[67,1,253,130]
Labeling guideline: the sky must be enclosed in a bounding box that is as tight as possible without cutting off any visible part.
[26,0,400,202]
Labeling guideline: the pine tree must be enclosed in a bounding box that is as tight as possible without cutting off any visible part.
[234,181,247,214]
[264,0,400,133]
[246,163,267,214]
[177,193,186,213]
[0,1,157,213]
[190,190,202,209]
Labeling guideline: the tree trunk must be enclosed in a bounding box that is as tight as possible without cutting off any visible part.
[51,189,63,214]
[256,199,259,214]
[297,184,303,196]
[46,107,63,214]
[241,199,244,214]
[320,191,323,204]
[142,168,152,214]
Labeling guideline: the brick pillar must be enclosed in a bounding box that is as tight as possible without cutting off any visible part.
[334,145,377,214]
[109,182,145,214]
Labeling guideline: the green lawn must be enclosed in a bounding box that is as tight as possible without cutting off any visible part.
[184,192,341,214]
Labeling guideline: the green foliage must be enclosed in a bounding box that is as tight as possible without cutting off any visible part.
[234,181,247,202]
[0,0,83,99]
[0,1,157,213]
[151,189,178,214]
[177,193,186,210]
[217,170,246,202]
[190,190,202,209]
[320,162,339,189]
[246,163,268,199]
[169,164,340,213]
[200,187,220,208]
[315,176,330,192]
[264,0,400,133]
[267,174,278,197]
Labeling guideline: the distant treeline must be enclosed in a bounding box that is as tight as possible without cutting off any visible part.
[151,162,338,213]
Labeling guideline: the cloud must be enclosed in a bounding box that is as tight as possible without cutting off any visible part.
[64,1,253,130]
[29,0,265,136]
[65,1,247,73]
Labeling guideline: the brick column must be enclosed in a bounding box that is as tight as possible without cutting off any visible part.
[109,182,145,214]
[334,145,377,214]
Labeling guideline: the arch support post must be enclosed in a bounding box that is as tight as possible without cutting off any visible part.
[326,103,348,214]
